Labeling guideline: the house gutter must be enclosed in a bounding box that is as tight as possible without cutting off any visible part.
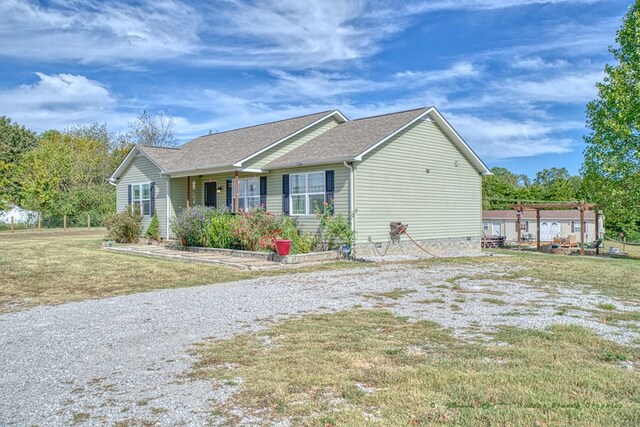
[343,161,355,233]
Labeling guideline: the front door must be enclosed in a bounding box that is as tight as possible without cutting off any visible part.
[204,182,217,208]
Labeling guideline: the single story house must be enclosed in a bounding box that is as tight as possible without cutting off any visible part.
[483,210,604,243]
[110,107,491,255]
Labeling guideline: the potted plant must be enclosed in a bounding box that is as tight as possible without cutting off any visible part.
[274,238,292,256]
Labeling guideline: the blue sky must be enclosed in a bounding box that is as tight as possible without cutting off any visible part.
[0,0,630,178]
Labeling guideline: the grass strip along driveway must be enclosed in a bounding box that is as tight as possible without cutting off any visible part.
[0,231,352,312]
[194,310,640,426]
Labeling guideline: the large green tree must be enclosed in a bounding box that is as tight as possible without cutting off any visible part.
[583,2,640,239]
[0,116,37,208]
[17,131,115,220]
[533,167,582,202]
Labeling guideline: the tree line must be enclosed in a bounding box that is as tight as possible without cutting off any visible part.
[0,111,177,223]
[482,166,583,210]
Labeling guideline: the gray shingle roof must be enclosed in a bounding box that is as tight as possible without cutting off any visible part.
[137,145,183,171]
[263,108,430,169]
[143,110,335,173]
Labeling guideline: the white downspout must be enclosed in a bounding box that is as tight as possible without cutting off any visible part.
[165,177,171,239]
[343,161,355,233]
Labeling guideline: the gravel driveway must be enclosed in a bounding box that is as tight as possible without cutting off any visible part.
[1,262,638,426]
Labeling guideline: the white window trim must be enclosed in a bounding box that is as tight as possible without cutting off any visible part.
[232,177,260,211]
[290,171,326,216]
[131,182,151,216]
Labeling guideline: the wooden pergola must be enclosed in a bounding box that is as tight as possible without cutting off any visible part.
[512,202,599,256]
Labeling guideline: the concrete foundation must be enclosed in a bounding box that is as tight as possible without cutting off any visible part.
[354,236,481,257]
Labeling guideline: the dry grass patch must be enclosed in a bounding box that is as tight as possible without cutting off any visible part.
[193,309,640,426]
[0,232,357,311]
[482,297,507,306]
[364,288,417,300]
[418,252,640,301]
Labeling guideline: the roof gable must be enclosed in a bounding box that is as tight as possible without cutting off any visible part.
[264,107,490,175]
[110,145,178,181]
[165,110,344,174]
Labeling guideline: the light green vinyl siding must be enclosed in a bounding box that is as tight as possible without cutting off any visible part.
[169,177,188,216]
[242,117,340,170]
[266,163,349,233]
[354,119,482,244]
[116,154,168,238]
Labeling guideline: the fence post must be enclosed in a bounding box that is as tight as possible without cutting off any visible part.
[63,215,67,230]
[87,214,91,230]
[38,213,42,230]
[11,216,14,233]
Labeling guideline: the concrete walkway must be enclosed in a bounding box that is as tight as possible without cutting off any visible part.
[105,245,282,270]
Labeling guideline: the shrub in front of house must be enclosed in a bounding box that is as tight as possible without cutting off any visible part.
[170,206,218,247]
[205,210,239,249]
[315,201,355,251]
[105,206,143,243]
[234,208,285,251]
[146,211,161,241]
[171,206,355,255]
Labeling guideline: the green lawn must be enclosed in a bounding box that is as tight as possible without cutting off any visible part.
[193,310,640,426]
[0,230,353,312]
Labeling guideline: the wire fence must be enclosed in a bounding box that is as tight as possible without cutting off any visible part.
[0,213,108,232]
[603,233,640,246]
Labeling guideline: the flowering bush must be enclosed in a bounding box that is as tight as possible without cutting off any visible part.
[235,208,284,251]
[105,206,143,243]
[171,206,329,254]
[170,206,216,247]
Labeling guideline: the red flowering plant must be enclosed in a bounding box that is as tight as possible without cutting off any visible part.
[234,207,285,251]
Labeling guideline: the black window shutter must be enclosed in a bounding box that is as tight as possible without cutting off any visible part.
[325,170,334,214]
[150,182,156,215]
[260,176,267,209]
[282,174,290,215]
[226,179,232,209]
[127,184,132,210]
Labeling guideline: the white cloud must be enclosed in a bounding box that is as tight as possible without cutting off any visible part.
[0,73,127,131]
[395,62,481,87]
[196,0,407,68]
[0,0,202,63]
[407,0,601,13]
[510,57,570,70]
[500,72,603,104]
[446,113,581,160]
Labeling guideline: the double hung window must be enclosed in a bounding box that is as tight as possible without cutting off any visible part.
[290,172,325,215]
